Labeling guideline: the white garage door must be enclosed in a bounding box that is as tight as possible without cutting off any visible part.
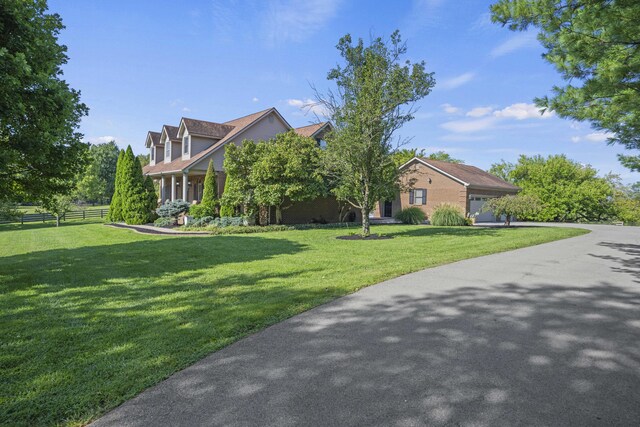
[469,196,495,222]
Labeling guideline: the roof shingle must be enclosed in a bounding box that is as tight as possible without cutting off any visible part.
[415,158,519,191]
[294,122,329,138]
[182,118,234,139]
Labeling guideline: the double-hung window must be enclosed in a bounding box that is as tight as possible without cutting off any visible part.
[183,135,190,155]
[409,188,427,205]
[150,147,155,161]
[165,143,170,158]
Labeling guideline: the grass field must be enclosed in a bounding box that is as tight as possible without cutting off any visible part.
[0,222,588,426]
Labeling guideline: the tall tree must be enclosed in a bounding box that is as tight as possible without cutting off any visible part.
[120,147,152,225]
[107,150,125,222]
[136,153,150,168]
[488,159,516,183]
[491,0,640,170]
[0,0,89,202]
[251,131,326,224]
[76,141,119,204]
[316,30,435,236]
[221,140,260,218]
[425,151,464,164]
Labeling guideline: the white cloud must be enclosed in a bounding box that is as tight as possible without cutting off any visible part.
[492,103,553,120]
[471,12,494,31]
[441,117,498,133]
[466,106,493,117]
[182,107,191,112]
[490,32,538,58]
[91,136,117,144]
[571,136,581,143]
[252,97,259,102]
[404,0,446,33]
[287,98,329,117]
[439,72,476,90]
[441,103,461,114]
[585,132,613,143]
[264,0,341,45]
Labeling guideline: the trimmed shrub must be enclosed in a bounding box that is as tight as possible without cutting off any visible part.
[153,217,173,228]
[188,203,211,219]
[214,216,248,227]
[394,207,426,224]
[106,149,125,222]
[187,216,217,227]
[430,203,467,226]
[199,160,219,217]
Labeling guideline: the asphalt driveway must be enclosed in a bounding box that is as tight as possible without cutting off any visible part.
[92,224,640,426]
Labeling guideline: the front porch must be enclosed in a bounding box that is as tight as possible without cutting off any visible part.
[152,172,210,204]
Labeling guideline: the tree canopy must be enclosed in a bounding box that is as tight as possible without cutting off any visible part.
[316,30,435,236]
[491,0,640,170]
[0,0,89,202]
[75,141,120,204]
[392,148,464,167]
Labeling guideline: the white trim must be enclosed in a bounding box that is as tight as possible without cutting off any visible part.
[400,157,469,186]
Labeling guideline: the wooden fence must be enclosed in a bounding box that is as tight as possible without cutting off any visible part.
[0,208,109,225]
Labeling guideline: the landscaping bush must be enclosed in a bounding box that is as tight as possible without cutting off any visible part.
[188,203,214,219]
[394,207,426,224]
[215,216,248,227]
[430,203,467,226]
[156,199,190,219]
[153,217,173,228]
[187,216,216,227]
[219,205,235,217]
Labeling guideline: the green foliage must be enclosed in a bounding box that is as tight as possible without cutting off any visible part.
[425,151,464,164]
[510,155,613,222]
[187,203,207,219]
[491,0,640,170]
[136,153,150,168]
[394,207,426,224]
[0,199,21,221]
[38,194,75,227]
[106,150,125,222]
[219,204,236,218]
[430,204,467,226]
[143,175,157,220]
[153,216,174,228]
[0,0,89,201]
[316,30,435,236]
[76,141,120,204]
[186,216,217,227]
[156,199,190,219]
[198,160,219,217]
[120,147,153,225]
[221,141,259,218]
[488,160,516,183]
[251,131,326,224]
[482,194,543,225]
[392,148,426,167]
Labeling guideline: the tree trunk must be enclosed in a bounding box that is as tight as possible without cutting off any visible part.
[56,215,60,227]
[505,214,511,226]
[275,205,282,225]
[361,207,370,237]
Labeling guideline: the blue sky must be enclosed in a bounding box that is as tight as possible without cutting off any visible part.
[49,0,638,183]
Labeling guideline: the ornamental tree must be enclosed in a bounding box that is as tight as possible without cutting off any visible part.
[221,140,260,219]
[200,160,219,217]
[251,131,326,224]
[107,150,125,222]
[481,194,542,226]
[491,0,640,170]
[315,30,435,236]
[120,146,153,225]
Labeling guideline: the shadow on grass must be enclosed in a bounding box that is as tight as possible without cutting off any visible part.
[94,280,640,427]
[0,235,313,425]
[0,219,105,232]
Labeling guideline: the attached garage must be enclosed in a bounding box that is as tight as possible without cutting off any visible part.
[469,195,496,222]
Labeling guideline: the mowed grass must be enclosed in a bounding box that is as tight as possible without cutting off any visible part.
[0,222,588,426]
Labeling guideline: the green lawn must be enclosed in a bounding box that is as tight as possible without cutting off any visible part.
[0,222,588,426]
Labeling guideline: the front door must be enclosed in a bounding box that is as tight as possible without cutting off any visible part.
[383,201,393,217]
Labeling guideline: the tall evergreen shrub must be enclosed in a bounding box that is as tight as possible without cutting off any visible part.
[107,149,125,222]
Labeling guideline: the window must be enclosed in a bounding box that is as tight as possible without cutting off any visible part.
[409,189,427,205]
[150,147,154,161]
[165,143,170,158]
[183,135,189,154]
[317,138,327,149]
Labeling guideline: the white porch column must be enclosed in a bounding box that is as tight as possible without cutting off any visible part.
[160,176,166,202]
[182,172,188,201]
[171,174,176,201]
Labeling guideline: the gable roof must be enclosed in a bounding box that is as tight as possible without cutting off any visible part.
[145,131,161,148]
[161,125,180,143]
[143,108,282,175]
[181,118,234,139]
[294,122,331,138]
[403,157,519,191]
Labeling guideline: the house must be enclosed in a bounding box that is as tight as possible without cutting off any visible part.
[373,157,519,222]
[142,107,347,224]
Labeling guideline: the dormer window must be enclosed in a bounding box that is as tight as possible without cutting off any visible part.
[165,142,170,158]
[150,147,155,161]
[183,135,190,154]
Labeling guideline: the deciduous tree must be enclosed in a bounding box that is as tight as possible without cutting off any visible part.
[316,30,435,236]
[0,0,89,202]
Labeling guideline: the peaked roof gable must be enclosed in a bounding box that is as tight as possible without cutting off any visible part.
[294,122,332,138]
[180,117,235,139]
[145,131,161,148]
[160,125,180,144]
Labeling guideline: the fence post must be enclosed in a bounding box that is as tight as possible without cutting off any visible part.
[83,210,86,220]
[42,213,45,223]
[21,214,24,225]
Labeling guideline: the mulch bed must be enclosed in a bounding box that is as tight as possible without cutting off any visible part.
[336,234,393,240]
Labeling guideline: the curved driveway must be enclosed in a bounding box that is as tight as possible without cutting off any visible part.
[93,224,640,426]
